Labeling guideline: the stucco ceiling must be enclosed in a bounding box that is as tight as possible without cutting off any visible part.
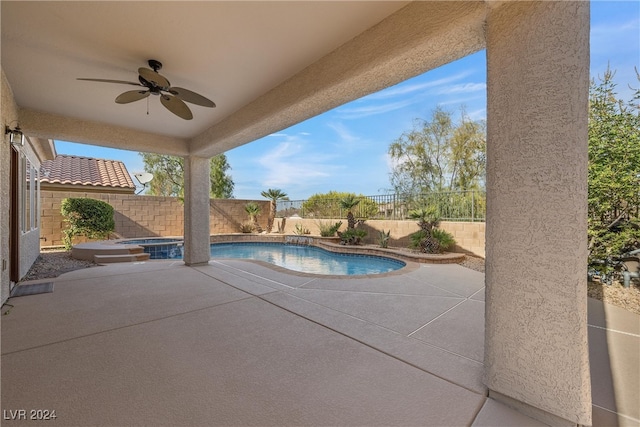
[1,1,487,157]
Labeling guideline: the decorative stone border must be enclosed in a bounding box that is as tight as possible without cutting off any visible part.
[209,233,465,264]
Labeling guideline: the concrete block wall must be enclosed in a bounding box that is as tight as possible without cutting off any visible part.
[40,191,269,247]
[440,221,485,258]
[210,199,269,233]
[40,191,483,257]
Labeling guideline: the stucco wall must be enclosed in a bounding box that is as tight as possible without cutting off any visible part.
[40,191,269,247]
[485,2,590,424]
[1,70,46,299]
[281,217,485,258]
[1,70,17,303]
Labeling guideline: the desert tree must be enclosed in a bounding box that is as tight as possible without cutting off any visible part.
[139,153,234,199]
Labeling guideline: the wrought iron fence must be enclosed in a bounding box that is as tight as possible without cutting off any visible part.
[276,190,486,222]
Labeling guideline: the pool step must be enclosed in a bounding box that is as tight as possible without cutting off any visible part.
[72,242,152,263]
[94,252,150,264]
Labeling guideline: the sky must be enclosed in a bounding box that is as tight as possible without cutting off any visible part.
[55,1,640,200]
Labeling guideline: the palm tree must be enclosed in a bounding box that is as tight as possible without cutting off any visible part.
[408,207,442,253]
[261,188,288,233]
[244,202,263,233]
[408,207,440,233]
[339,195,361,229]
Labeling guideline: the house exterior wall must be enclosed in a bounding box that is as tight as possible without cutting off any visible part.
[40,190,270,247]
[1,70,17,303]
[1,70,47,303]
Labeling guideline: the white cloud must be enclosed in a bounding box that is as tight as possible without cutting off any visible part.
[467,108,487,121]
[364,71,473,100]
[436,82,486,95]
[335,75,485,120]
[335,98,417,120]
[591,18,639,37]
[327,122,360,144]
[591,17,639,55]
[437,93,485,107]
[256,137,340,189]
[383,152,397,171]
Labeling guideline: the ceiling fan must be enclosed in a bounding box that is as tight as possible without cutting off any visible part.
[78,59,215,120]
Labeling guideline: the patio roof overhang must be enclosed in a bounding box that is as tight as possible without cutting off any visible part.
[2,1,486,157]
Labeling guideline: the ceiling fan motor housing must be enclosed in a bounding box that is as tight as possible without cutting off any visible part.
[148,59,162,72]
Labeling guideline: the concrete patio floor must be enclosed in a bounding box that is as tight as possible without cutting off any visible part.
[1,260,638,426]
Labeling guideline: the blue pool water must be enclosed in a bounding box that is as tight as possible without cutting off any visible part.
[117,239,405,275]
[117,238,184,259]
[209,242,405,275]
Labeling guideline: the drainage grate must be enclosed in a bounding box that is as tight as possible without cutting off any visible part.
[10,282,54,297]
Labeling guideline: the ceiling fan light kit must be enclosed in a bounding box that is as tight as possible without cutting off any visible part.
[78,60,215,120]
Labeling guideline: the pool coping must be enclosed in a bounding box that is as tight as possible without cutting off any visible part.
[208,257,422,279]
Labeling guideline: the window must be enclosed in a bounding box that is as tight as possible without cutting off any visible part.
[21,154,39,233]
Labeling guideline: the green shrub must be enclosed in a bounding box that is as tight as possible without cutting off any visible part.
[409,228,455,254]
[409,229,428,250]
[431,229,455,251]
[61,198,115,250]
[338,228,367,245]
[317,221,343,237]
[301,191,378,219]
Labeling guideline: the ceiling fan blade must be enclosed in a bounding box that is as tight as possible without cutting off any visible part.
[160,94,193,120]
[77,78,143,86]
[169,87,216,108]
[115,90,150,104]
[138,67,170,88]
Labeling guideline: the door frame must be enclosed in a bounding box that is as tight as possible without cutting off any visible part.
[10,146,20,282]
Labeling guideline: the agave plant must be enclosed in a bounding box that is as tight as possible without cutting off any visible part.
[378,229,391,248]
[244,202,263,233]
[317,220,343,237]
[261,188,288,233]
[293,223,311,235]
[339,195,361,229]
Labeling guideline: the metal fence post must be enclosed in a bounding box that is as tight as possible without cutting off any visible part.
[471,190,475,222]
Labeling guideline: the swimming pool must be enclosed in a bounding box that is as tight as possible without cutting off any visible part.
[209,242,405,275]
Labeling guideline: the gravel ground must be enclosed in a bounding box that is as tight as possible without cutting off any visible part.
[20,250,640,315]
[21,250,96,282]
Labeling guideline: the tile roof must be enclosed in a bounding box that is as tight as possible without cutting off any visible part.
[40,155,136,191]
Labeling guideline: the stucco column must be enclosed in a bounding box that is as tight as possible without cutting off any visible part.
[183,155,211,265]
[485,2,590,426]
